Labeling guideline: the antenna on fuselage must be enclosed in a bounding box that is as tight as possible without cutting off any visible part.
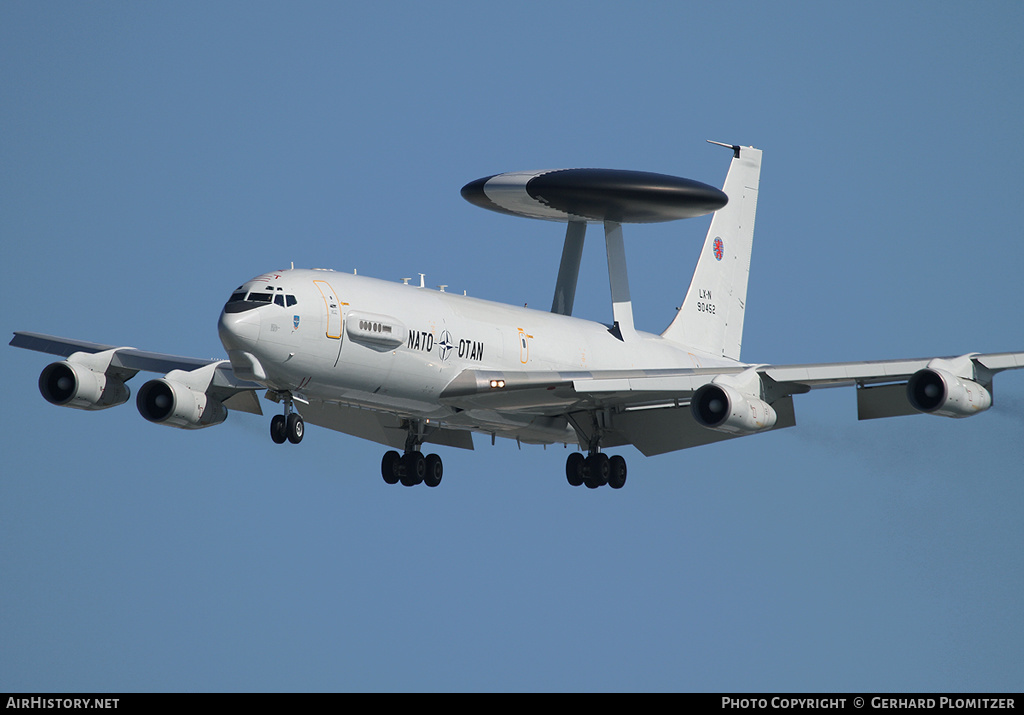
[460,164,728,340]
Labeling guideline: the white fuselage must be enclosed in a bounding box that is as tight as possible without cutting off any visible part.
[217,268,742,442]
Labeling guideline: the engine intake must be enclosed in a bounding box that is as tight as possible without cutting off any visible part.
[136,378,228,429]
[691,383,778,435]
[38,361,130,411]
[906,368,991,418]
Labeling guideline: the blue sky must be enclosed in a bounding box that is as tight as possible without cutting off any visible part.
[3,1,1023,692]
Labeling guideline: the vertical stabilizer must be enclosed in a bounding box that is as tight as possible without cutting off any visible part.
[661,144,761,361]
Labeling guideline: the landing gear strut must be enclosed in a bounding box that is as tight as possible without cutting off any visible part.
[380,420,444,487]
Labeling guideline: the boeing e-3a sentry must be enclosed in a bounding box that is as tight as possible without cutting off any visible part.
[11,142,1024,489]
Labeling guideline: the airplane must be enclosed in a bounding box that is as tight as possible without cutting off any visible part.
[11,142,1024,489]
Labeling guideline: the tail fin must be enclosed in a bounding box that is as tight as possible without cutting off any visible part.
[661,143,762,361]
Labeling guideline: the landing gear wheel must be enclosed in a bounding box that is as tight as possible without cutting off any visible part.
[584,453,610,488]
[381,450,401,485]
[270,414,287,444]
[401,451,425,486]
[608,455,627,489]
[566,452,585,487]
[286,413,304,444]
[424,453,443,487]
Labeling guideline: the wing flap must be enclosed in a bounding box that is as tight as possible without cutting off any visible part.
[222,389,264,416]
[856,383,919,420]
[572,375,708,393]
[613,396,797,456]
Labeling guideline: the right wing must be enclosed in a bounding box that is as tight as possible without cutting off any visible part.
[439,351,1024,455]
[10,331,263,417]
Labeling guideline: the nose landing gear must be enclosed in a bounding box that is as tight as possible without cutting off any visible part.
[269,395,304,445]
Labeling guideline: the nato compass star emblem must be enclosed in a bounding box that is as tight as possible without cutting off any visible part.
[438,330,454,361]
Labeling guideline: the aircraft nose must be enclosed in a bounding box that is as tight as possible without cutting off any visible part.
[218,307,261,351]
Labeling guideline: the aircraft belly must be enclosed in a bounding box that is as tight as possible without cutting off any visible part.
[299,399,473,451]
[300,383,453,419]
[448,389,580,412]
[445,409,576,446]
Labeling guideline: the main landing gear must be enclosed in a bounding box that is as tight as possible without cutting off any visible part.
[564,412,627,489]
[380,419,443,487]
[270,396,304,445]
[565,451,627,489]
[381,450,443,487]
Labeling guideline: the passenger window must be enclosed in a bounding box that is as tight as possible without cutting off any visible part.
[274,295,285,307]
[286,295,297,307]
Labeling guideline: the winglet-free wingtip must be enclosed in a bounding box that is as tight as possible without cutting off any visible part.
[707,140,741,158]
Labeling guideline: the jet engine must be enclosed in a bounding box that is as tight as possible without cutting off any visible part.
[38,361,131,411]
[136,378,228,429]
[906,368,991,418]
[691,382,778,435]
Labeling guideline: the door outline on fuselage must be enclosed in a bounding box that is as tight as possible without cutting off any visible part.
[313,279,344,367]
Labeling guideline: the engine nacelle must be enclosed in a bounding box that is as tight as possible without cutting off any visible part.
[38,361,130,411]
[691,382,778,435]
[906,368,991,418]
[136,378,228,429]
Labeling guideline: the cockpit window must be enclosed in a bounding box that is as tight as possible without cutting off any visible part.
[224,289,299,312]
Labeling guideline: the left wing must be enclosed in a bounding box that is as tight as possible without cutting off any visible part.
[439,352,1024,455]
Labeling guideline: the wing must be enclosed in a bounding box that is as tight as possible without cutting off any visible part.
[439,352,1024,456]
[10,331,263,416]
